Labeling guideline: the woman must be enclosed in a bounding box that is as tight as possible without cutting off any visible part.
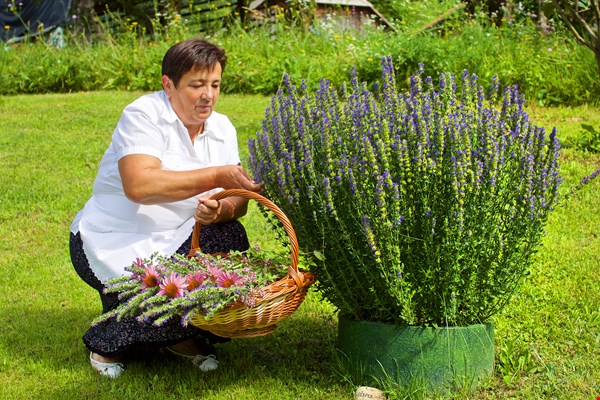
[69,39,262,378]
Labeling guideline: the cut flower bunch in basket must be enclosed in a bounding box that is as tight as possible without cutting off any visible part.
[92,246,289,327]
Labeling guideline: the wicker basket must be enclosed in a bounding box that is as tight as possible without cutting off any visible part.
[187,189,316,338]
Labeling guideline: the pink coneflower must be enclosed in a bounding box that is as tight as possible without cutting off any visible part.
[206,265,222,283]
[216,270,244,288]
[130,258,146,279]
[141,265,161,289]
[158,273,187,298]
[185,271,208,291]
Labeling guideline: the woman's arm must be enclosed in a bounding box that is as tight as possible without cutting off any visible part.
[118,154,261,205]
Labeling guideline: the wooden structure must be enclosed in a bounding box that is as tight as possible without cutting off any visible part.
[248,0,397,31]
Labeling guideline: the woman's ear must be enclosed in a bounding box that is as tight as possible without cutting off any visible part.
[161,75,173,92]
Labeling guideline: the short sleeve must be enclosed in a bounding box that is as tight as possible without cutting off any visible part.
[111,98,166,160]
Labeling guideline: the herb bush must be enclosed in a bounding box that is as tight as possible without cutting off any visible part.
[248,59,562,326]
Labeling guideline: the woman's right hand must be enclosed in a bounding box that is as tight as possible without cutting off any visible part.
[216,165,262,193]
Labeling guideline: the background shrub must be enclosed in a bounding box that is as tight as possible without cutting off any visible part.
[0,1,598,105]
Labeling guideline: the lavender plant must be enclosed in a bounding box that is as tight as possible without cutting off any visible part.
[248,59,562,326]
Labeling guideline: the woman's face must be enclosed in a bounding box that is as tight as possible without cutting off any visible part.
[162,63,222,133]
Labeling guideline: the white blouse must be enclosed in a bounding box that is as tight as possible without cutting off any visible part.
[70,90,241,282]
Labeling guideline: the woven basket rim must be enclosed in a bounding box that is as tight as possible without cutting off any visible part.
[186,189,316,338]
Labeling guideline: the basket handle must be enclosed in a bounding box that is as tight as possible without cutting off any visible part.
[189,189,303,288]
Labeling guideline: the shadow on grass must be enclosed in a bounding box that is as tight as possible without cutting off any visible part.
[1,297,347,399]
[219,312,340,378]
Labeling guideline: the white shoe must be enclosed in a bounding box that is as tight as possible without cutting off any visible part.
[164,347,219,371]
[89,352,124,378]
[192,354,219,371]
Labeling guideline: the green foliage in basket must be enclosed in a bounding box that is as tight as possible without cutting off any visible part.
[92,247,289,327]
[248,59,562,326]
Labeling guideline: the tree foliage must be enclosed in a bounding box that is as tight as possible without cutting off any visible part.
[552,0,600,76]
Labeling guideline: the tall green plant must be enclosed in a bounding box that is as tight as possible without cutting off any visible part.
[248,59,562,326]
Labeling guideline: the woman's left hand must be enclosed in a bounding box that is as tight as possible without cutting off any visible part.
[194,198,221,225]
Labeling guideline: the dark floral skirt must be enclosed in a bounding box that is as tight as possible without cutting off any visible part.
[69,221,249,357]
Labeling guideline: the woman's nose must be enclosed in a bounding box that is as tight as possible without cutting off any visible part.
[200,88,214,100]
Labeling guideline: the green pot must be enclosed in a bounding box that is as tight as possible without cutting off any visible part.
[337,316,495,392]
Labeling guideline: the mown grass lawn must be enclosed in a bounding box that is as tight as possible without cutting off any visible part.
[0,91,598,399]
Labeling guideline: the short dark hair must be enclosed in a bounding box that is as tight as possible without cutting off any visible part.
[161,39,227,88]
